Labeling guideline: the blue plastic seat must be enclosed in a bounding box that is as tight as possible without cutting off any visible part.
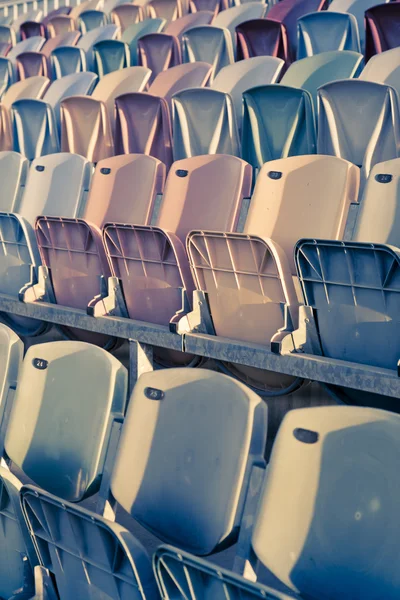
[297,11,361,59]
[77,24,119,70]
[93,39,130,77]
[78,8,107,33]
[0,56,13,98]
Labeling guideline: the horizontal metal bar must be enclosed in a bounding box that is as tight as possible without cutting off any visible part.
[0,295,183,351]
[184,332,400,399]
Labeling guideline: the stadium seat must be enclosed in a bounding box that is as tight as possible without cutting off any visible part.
[148,61,212,105]
[46,14,77,38]
[70,0,104,20]
[77,24,119,70]
[115,93,173,168]
[0,104,12,151]
[172,88,240,159]
[41,31,81,57]
[147,0,184,21]
[236,19,290,64]
[187,155,359,393]
[121,18,166,65]
[111,3,145,32]
[0,41,11,57]
[365,3,400,62]
[19,20,46,40]
[2,75,50,109]
[318,80,400,182]
[164,11,214,39]
[0,56,13,96]
[360,47,400,96]
[0,151,28,212]
[211,56,285,129]
[12,10,43,33]
[93,38,130,77]
[297,11,361,59]
[15,51,50,79]
[42,6,72,26]
[241,84,316,168]
[212,2,267,48]
[181,25,234,82]
[138,33,181,83]
[20,367,267,597]
[0,25,16,47]
[191,0,228,15]
[102,154,252,330]
[51,45,86,78]
[78,9,108,33]
[7,36,46,65]
[328,0,389,50]
[281,50,363,108]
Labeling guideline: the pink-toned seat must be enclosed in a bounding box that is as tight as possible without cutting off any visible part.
[20,21,47,40]
[115,92,173,170]
[46,15,78,38]
[0,42,11,57]
[148,62,212,106]
[16,51,50,79]
[0,104,13,150]
[190,0,228,17]
[111,4,145,31]
[42,6,72,26]
[186,154,359,393]
[236,19,290,64]
[102,154,252,332]
[164,11,214,38]
[137,33,181,84]
[35,154,166,346]
[41,31,81,58]
[147,0,185,21]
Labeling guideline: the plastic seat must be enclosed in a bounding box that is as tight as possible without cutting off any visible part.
[329,0,390,50]
[41,31,81,58]
[213,2,267,47]
[360,48,400,97]
[236,19,290,64]
[0,105,13,151]
[164,11,214,39]
[121,18,166,65]
[268,0,327,56]
[70,0,104,20]
[78,9,108,33]
[115,93,173,169]
[182,25,234,82]
[42,6,72,26]
[172,88,240,160]
[0,56,14,97]
[16,51,50,79]
[2,76,50,109]
[12,10,43,33]
[318,80,400,182]
[0,25,16,47]
[19,20,46,40]
[12,99,59,159]
[43,70,98,126]
[0,42,11,57]
[46,14,77,38]
[7,36,46,65]
[147,0,184,21]
[111,3,145,32]
[103,0,132,14]
[77,24,119,70]
[0,151,28,212]
[187,155,359,393]
[190,0,227,14]
[51,45,86,78]
[254,406,400,597]
[281,50,363,108]
[138,33,181,83]
[93,39,130,77]
[103,154,252,331]
[365,3,400,61]
[297,12,361,59]
[242,84,316,168]
[211,56,284,128]
[148,61,212,106]
[19,367,266,599]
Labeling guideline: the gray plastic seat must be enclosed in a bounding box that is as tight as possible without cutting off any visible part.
[360,48,400,97]
[43,71,98,127]
[281,50,363,109]
[51,45,87,78]
[93,39,130,77]
[0,25,16,47]
[328,0,390,49]
[7,36,46,65]
[0,56,13,98]
[212,56,285,128]
[212,2,267,48]
[121,18,166,65]
[19,368,266,599]
[172,87,240,159]
[318,79,400,182]
[182,25,234,82]
[297,11,361,58]
[242,84,316,168]
[77,24,119,70]
[0,151,28,212]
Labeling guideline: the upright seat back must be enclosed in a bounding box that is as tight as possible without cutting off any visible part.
[148,61,212,105]
[0,56,14,97]
[12,99,59,159]
[20,20,46,40]
[360,47,400,97]
[43,70,98,125]
[7,36,46,65]
[181,25,234,82]
[93,39,130,76]
[297,11,360,59]
[147,0,184,21]
[0,151,28,212]
[77,24,119,69]
[164,11,214,39]
[212,2,267,47]
[328,0,390,49]
[137,32,181,83]
[2,75,50,108]
[16,51,50,80]
[51,46,86,78]
[318,80,400,181]
[121,18,166,65]
[78,8,108,33]
[111,3,144,32]
[46,15,77,38]
[236,19,290,64]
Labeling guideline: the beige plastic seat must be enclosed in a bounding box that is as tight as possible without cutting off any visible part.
[2,76,50,109]
[46,15,78,37]
[111,3,145,32]
[187,155,359,393]
[60,95,114,162]
[172,88,240,159]
[147,0,184,21]
[164,10,214,39]
[148,61,212,105]
[360,47,400,97]
[211,56,285,127]
[0,105,13,151]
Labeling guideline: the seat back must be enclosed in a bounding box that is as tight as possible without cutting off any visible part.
[297,11,360,59]
[267,0,327,55]
[44,71,98,124]
[0,56,14,97]
[328,0,390,48]
[42,6,72,26]
[115,92,173,169]
[77,24,119,69]
[111,3,144,32]
[12,99,59,160]
[365,3,400,61]
[242,84,316,168]
[41,31,81,57]
[137,33,181,83]
[212,2,267,46]
[164,11,214,39]
[211,56,284,127]
[51,46,86,78]
[0,42,11,57]
[78,9,107,34]
[46,14,77,38]
[252,405,400,598]
[5,341,127,501]
[93,39,130,77]
[0,151,28,212]
[236,19,290,64]
[7,36,46,64]
[281,50,363,108]
[16,51,50,79]
[2,75,50,108]
[182,25,233,82]
[148,0,183,21]
[360,47,400,97]
[0,25,16,46]
[0,104,12,151]
[148,61,212,104]
[60,96,114,162]
[121,18,166,65]
[172,87,240,159]
[111,368,267,554]
[20,20,46,40]
[318,80,400,180]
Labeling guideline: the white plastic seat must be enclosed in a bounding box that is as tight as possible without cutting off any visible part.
[360,47,400,97]
[0,151,28,212]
